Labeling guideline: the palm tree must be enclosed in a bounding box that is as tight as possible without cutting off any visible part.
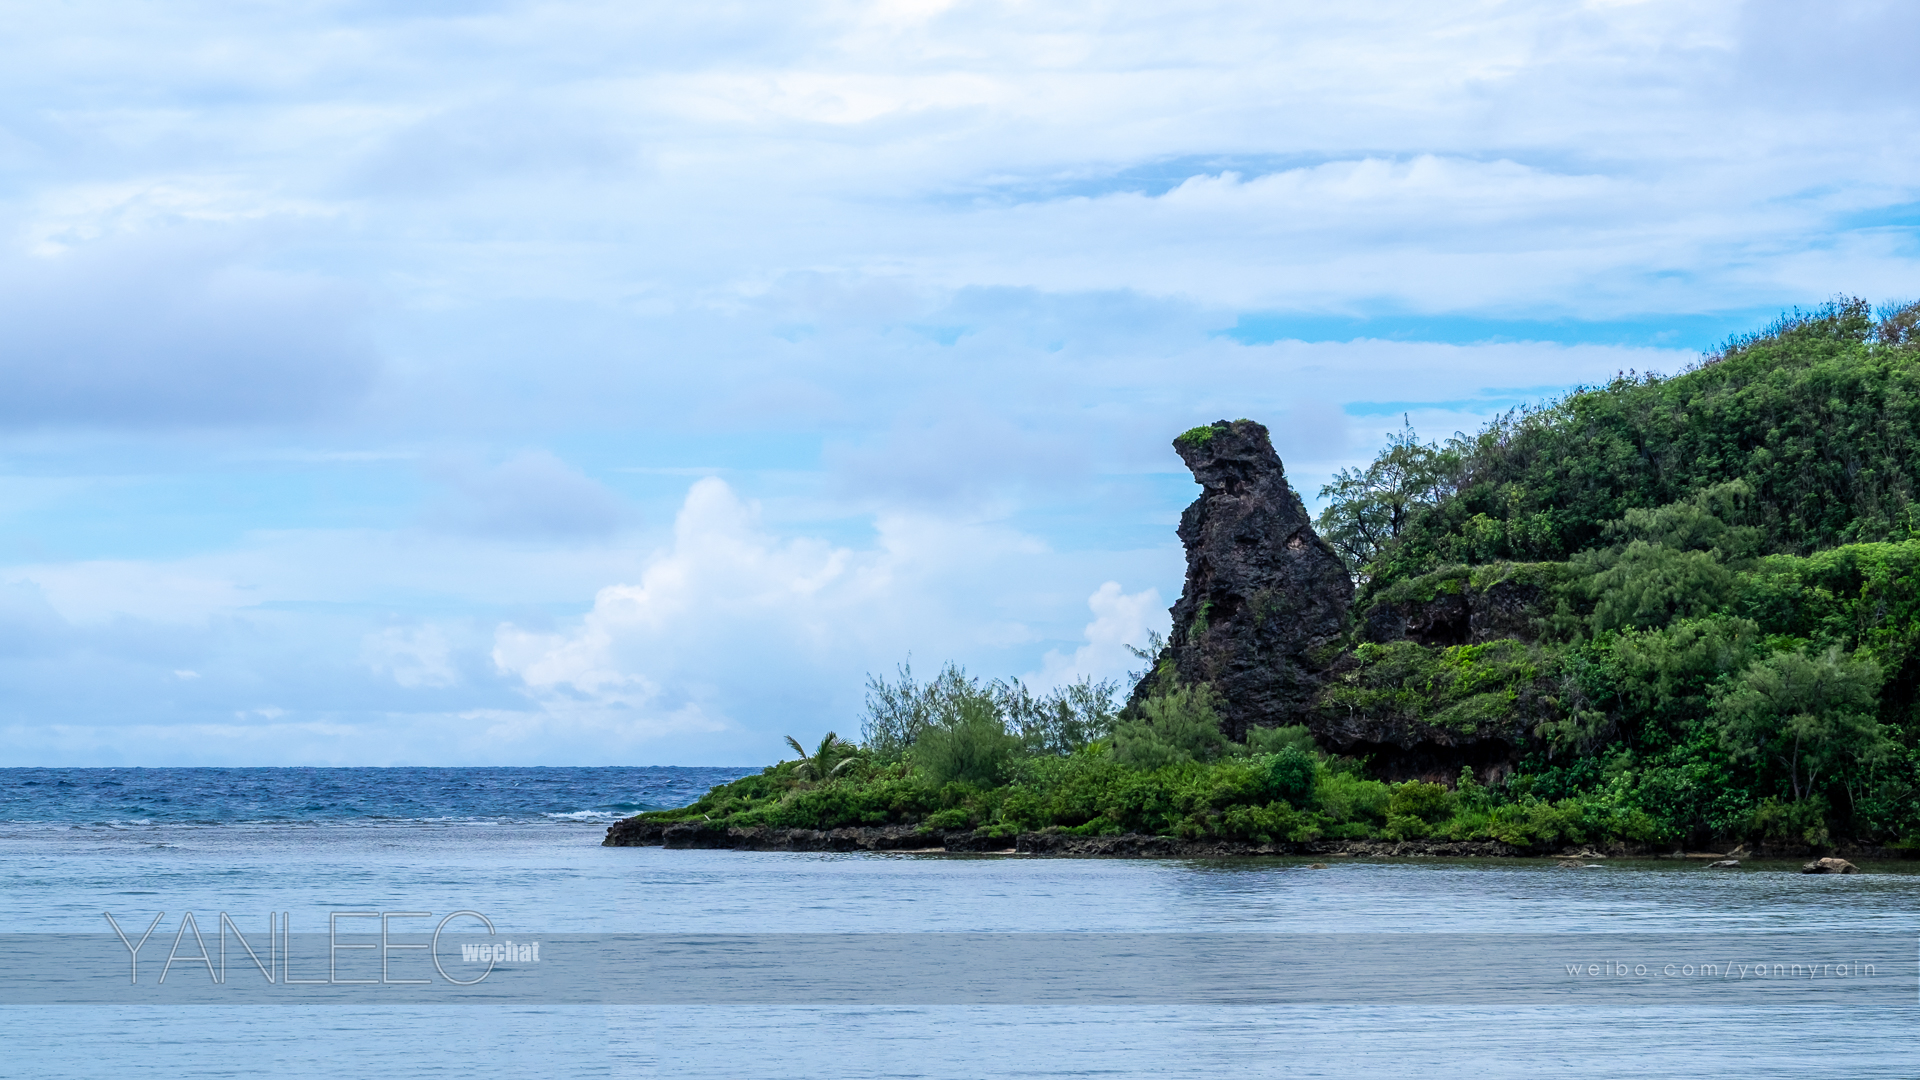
[785,732,859,782]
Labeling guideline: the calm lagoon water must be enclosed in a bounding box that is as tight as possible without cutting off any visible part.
[2,768,1916,1078]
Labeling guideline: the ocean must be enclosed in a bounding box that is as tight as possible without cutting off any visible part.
[2,767,1915,1078]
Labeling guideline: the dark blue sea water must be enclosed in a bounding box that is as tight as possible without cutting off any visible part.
[2,767,1917,1078]
[0,766,756,825]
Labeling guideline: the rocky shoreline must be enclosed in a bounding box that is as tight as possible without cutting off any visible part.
[601,818,1901,861]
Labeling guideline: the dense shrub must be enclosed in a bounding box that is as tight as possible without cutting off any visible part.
[863,661,1118,761]
[1361,298,1920,589]
[1319,639,1564,738]
[913,698,1022,788]
[1112,684,1229,769]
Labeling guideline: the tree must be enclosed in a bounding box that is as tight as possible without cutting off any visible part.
[1583,542,1735,633]
[1315,418,1462,576]
[860,661,993,761]
[911,697,1021,788]
[1714,646,1887,802]
[863,660,1121,761]
[1112,684,1228,770]
[784,732,859,783]
[999,675,1121,756]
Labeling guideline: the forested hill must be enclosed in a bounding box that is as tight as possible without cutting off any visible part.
[1327,298,1920,595]
[1306,297,1920,847]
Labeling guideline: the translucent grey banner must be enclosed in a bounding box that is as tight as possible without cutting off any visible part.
[4,930,1913,1006]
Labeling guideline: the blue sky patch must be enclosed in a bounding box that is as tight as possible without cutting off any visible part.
[1219,309,1787,352]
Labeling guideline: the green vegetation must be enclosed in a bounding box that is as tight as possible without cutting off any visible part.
[1308,298,1920,848]
[1316,417,1463,572]
[630,663,1667,849]
[1113,684,1229,769]
[1174,418,1259,450]
[1350,298,1920,584]
[630,299,1920,852]
[1322,639,1574,737]
[1175,424,1220,448]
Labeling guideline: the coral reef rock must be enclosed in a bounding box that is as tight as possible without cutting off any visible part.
[1130,419,1353,739]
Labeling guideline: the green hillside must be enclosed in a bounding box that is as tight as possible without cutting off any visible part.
[1350,298,1920,585]
[1316,297,1920,846]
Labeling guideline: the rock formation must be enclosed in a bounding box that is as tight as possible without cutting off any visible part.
[1358,563,1564,646]
[1308,703,1528,786]
[1129,419,1353,739]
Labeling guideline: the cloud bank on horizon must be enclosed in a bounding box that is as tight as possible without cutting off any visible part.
[0,0,1914,765]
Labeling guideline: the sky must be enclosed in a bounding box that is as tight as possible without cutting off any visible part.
[1,0,1917,766]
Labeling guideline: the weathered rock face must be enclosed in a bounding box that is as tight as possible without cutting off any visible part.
[1358,563,1563,647]
[1305,710,1524,786]
[1130,419,1353,739]
[1321,562,1574,783]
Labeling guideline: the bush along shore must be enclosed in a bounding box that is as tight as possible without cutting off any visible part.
[605,664,1896,859]
[608,299,1920,860]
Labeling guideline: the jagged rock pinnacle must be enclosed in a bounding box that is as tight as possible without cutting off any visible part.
[1131,419,1353,739]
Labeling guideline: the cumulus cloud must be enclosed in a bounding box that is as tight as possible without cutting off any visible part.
[1028,581,1165,690]
[490,477,877,729]
[487,476,1157,760]
[0,292,1688,764]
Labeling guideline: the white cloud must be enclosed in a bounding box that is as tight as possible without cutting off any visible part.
[0,308,1684,765]
[8,0,1910,323]
[490,477,882,725]
[1028,581,1165,690]
[486,476,1151,759]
